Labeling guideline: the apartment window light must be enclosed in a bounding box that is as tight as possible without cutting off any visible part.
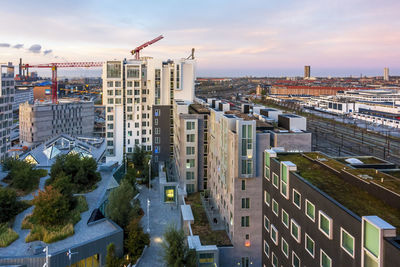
[305,199,315,222]
[320,249,332,267]
[305,233,315,258]
[292,252,300,267]
[291,219,301,243]
[264,215,270,232]
[319,211,333,239]
[281,237,289,258]
[341,228,355,258]
[282,209,289,228]
[292,189,301,209]
[272,199,279,217]
[270,224,278,245]
[272,173,279,189]
[264,240,270,258]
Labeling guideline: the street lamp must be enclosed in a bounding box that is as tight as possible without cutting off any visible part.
[43,246,51,267]
[66,248,78,267]
[148,158,151,190]
[147,198,150,233]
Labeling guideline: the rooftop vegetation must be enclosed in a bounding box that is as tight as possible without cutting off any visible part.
[185,193,231,246]
[278,153,400,233]
[0,224,19,247]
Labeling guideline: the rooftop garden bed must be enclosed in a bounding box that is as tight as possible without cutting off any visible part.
[185,193,231,246]
[278,153,400,233]
[337,157,386,165]
[0,223,19,247]
[22,193,88,243]
[346,168,400,195]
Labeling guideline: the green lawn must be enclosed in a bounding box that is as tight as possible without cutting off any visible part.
[185,193,231,246]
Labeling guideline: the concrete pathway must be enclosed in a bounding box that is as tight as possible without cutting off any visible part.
[137,177,181,267]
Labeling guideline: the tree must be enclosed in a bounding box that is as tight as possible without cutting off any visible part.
[106,243,120,267]
[106,179,136,228]
[162,225,196,267]
[32,186,70,226]
[125,218,150,263]
[7,160,47,192]
[52,172,76,208]
[0,187,21,223]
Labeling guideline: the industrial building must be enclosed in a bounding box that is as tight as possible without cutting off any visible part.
[19,99,94,147]
[102,57,195,164]
[0,63,14,161]
[262,150,400,267]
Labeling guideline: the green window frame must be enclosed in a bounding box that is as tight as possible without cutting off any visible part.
[264,215,270,232]
[272,252,278,267]
[305,199,315,221]
[364,221,380,258]
[282,209,289,228]
[264,190,271,206]
[319,211,332,239]
[271,225,278,245]
[292,252,300,267]
[305,233,315,257]
[291,219,301,243]
[281,238,289,258]
[264,240,270,258]
[320,249,332,267]
[272,199,279,216]
[280,164,289,198]
[272,173,279,188]
[341,228,355,257]
[293,189,301,209]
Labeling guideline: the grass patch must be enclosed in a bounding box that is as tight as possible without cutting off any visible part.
[23,195,88,243]
[0,223,19,247]
[278,153,400,234]
[185,193,231,246]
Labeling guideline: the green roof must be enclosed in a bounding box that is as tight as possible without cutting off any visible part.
[277,153,400,233]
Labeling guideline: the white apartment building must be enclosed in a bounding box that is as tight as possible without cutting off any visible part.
[0,63,14,161]
[102,57,195,163]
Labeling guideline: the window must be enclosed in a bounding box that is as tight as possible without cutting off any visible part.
[155,109,160,116]
[186,134,195,142]
[154,146,160,154]
[281,164,289,198]
[341,228,355,257]
[270,225,278,245]
[186,121,195,130]
[186,184,195,193]
[241,124,253,157]
[281,238,289,258]
[186,146,195,155]
[264,240,270,258]
[106,62,121,78]
[115,98,121,104]
[241,257,249,267]
[127,66,140,78]
[155,137,160,144]
[305,233,315,257]
[271,252,278,267]
[291,219,301,243]
[155,128,160,134]
[305,199,315,221]
[292,252,300,267]
[264,216,270,232]
[272,173,279,188]
[115,81,121,87]
[282,209,289,228]
[241,159,253,175]
[241,216,250,227]
[364,220,380,259]
[264,190,270,206]
[241,198,250,209]
[264,166,270,180]
[293,189,301,209]
[272,199,279,216]
[241,180,246,190]
[186,159,195,168]
[127,81,133,87]
[319,211,332,239]
[107,81,113,87]
[186,172,195,180]
[320,249,332,267]
[107,89,113,95]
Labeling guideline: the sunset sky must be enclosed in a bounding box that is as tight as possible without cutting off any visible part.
[1,0,399,77]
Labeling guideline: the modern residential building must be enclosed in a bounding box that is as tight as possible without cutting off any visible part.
[304,66,311,79]
[19,99,94,147]
[13,86,33,112]
[0,63,14,161]
[262,150,400,267]
[173,100,209,193]
[102,57,195,164]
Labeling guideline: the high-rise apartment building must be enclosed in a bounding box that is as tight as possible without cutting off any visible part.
[19,100,94,147]
[173,100,209,193]
[384,67,389,81]
[304,66,311,79]
[262,151,400,267]
[102,58,195,164]
[0,63,14,160]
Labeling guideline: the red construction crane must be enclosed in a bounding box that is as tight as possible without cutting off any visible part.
[130,35,164,60]
[21,62,103,103]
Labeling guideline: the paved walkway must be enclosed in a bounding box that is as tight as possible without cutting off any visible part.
[137,177,181,267]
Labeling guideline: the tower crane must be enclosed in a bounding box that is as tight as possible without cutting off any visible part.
[21,62,103,103]
[130,35,164,60]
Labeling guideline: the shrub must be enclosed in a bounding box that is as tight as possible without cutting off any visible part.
[106,243,121,267]
[162,225,196,267]
[31,186,70,226]
[6,160,47,192]
[0,187,21,223]
[25,222,74,243]
[125,218,150,263]
[0,223,19,247]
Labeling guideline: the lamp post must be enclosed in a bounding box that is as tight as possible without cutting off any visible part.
[43,246,51,267]
[147,198,150,233]
[66,249,78,267]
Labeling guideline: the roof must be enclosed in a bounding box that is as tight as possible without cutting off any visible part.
[19,134,106,167]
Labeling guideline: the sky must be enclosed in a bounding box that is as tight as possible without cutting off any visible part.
[0,0,399,77]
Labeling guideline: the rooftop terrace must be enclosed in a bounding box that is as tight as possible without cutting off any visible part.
[277,153,400,233]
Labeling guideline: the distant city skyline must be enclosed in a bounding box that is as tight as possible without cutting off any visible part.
[1,0,399,77]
